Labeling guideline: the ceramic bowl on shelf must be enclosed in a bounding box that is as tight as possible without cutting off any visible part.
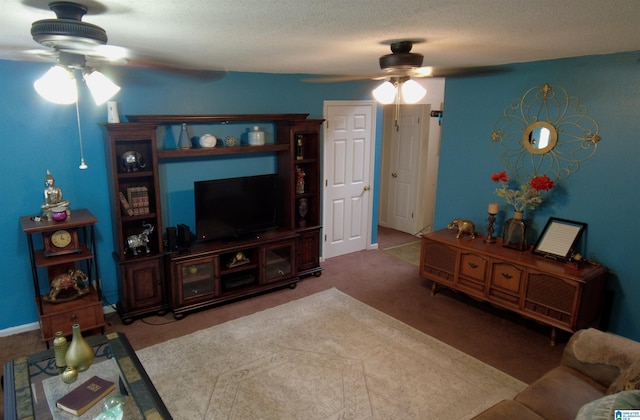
[199,134,217,148]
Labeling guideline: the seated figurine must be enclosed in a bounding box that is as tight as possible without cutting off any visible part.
[41,170,70,220]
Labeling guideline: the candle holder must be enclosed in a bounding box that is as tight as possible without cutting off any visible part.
[484,213,497,243]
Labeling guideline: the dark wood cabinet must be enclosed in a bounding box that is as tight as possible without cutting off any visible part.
[420,229,608,344]
[101,124,168,324]
[102,114,323,321]
[167,231,298,318]
[20,209,105,342]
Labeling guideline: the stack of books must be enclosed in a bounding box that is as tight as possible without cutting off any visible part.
[120,186,150,215]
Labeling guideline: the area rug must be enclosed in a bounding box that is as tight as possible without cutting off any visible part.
[381,240,421,266]
[136,288,525,419]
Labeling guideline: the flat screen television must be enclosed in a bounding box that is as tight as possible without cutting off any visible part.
[194,174,278,242]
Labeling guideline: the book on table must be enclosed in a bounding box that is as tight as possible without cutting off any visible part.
[56,375,115,416]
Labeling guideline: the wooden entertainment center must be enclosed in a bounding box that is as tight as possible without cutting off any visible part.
[102,114,323,323]
[420,229,608,344]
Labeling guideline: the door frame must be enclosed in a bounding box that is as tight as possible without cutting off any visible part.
[322,100,378,259]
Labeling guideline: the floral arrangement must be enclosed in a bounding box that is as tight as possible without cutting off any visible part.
[491,171,555,212]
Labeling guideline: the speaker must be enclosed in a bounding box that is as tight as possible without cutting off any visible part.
[166,227,177,252]
[177,224,191,250]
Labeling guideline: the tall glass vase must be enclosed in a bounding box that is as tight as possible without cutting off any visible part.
[177,123,191,149]
[503,210,527,251]
[65,324,94,372]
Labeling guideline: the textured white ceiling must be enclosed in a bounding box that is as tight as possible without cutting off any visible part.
[1,0,639,77]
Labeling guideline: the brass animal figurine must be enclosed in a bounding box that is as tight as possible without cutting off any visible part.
[47,269,89,302]
[448,219,476,239]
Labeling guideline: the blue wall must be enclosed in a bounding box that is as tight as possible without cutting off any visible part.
[3,50,639,340]
[435,51,640,340]
[0,60,376,331]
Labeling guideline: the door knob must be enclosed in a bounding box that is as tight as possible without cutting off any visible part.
[363,185,370,191]
[391,173,398,178]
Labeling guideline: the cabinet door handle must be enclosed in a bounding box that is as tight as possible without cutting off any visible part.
[468,262,478,269]
[71,314,78,322]
[501,272,513,280]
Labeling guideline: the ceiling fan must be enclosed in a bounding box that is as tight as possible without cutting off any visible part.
[304,39,504,84]
[22,1,221,78]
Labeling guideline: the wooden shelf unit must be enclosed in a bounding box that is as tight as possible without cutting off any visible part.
[102,114,323,322]
[20,209,105,342]
[420,229,608,344]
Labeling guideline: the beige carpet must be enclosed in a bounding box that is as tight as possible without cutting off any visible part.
[381,240,421,266]
[136,288,525,419]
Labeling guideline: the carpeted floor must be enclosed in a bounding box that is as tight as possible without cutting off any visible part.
[1,227,566,416]
[137,288,526,419]
[381,240,421,266]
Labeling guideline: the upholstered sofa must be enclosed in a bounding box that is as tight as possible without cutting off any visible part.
[473,328,640,419]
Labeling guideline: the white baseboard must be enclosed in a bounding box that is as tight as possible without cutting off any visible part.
[0,304,117,338]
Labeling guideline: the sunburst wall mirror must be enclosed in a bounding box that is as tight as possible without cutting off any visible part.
[490,83,601,182]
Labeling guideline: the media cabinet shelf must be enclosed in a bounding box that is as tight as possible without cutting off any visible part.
[420,229,608,345]
[102,113,323,323]
[167,230,299,319]
[157,144,289,159]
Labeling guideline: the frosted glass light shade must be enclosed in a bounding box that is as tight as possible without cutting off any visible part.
[84,69,121,105]
[401,79,427,103]
[33,65,78,104]
[372,81,397,104]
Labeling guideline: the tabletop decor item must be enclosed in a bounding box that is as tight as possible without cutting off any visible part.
[248,125,265,146]
[199,133,217,148]
[224,135,238,147]
[53,331,68,368]
[65,323,94,372]
[491,170,555,250]
[177,123,191,149]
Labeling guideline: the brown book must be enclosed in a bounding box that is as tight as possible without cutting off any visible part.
[56,375,115,416]
[119,191,134,216]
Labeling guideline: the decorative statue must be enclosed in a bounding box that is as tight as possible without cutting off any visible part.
[296,166,305,194]
[126,223,154,256]
[447,218,476,239]
[45,269,89,302]
[297,198,309,227]
[41,170,71,221]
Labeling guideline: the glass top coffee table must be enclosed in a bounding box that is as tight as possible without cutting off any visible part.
[3,332,171,419]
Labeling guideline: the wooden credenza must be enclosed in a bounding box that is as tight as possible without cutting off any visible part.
[420,229,608,344]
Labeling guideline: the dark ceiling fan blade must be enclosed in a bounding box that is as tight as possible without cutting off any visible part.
[427,65,510,78]
[301,74,384,83]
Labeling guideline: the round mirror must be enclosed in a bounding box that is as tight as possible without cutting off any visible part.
[523,121,558,154]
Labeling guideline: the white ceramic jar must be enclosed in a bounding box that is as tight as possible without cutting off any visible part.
[248,126,265,146]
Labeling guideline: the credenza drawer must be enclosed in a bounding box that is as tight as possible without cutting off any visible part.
[460,253,488,281]
[491,263,524,294]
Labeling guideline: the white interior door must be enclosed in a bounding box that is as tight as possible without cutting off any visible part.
[322,101,376,259]
[379,104,433,235]
[387,106,423,233]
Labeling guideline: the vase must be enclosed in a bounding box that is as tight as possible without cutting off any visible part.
[53,331,68,368]
[65,324,94,372]
[177,123,191,149]
[503,211,527,251]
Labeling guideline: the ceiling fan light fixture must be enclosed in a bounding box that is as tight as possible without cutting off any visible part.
[34,64,78,104]
[83,68,120,105]
[401,79,427,103]
[372,81,397,104]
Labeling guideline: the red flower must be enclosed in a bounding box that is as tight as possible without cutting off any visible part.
[529,174,555,191]
[491,171,509,183]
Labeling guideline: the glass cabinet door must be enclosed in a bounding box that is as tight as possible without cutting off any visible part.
[178,256,219,302]
[263,241,296,284]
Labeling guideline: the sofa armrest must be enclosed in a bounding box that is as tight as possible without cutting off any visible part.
[562,328,640,388]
